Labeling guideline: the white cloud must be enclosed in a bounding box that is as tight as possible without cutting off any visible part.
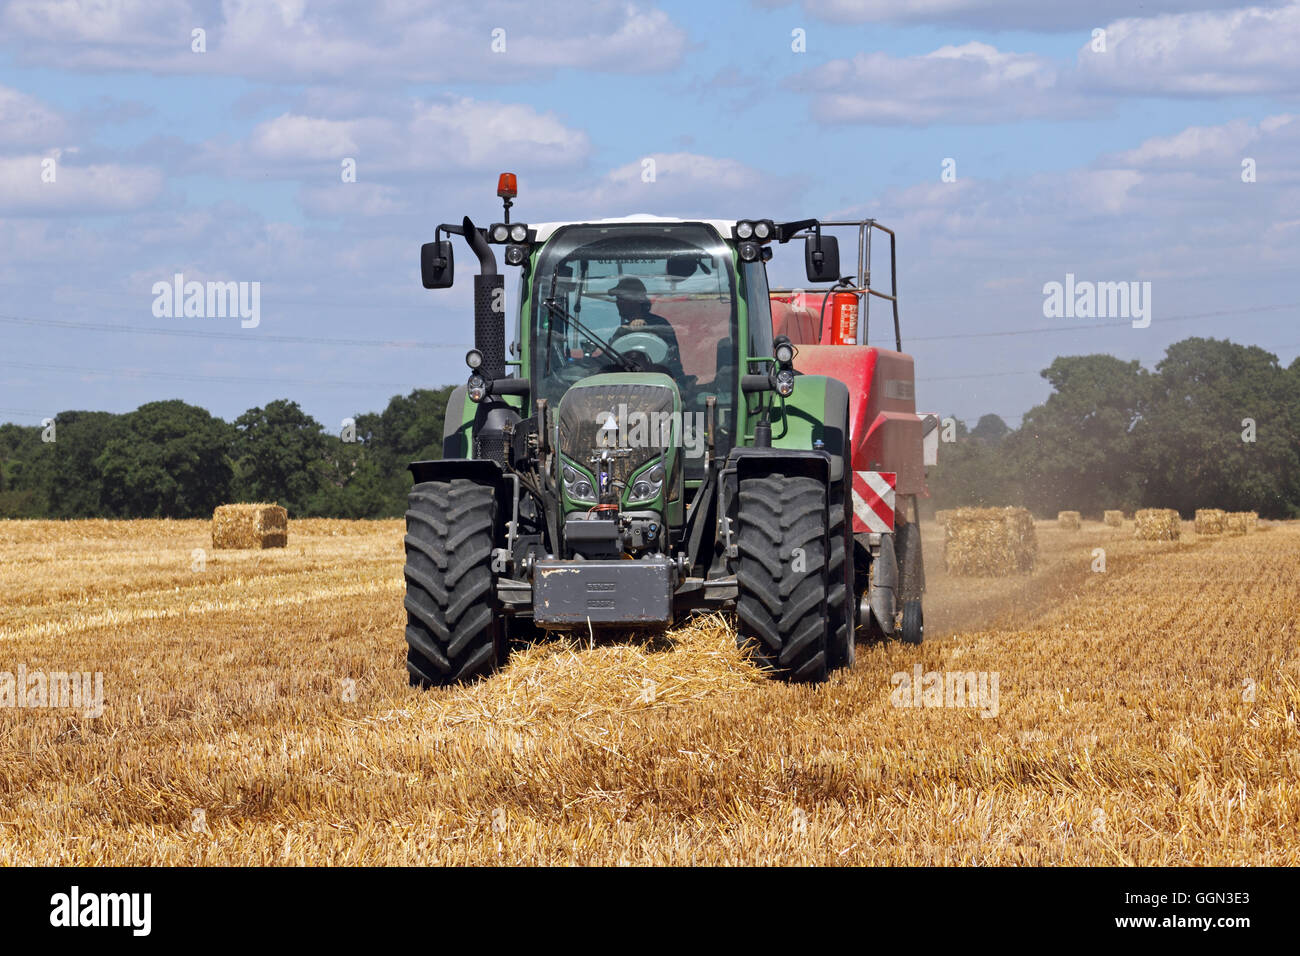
[1077,5,1300,96]
[830,113,1300,289]
[1107,119,1260,167]
[766,0,1286,31]
[230,98,591,181]
[528,152,781,219]
[0,0,689,81]
[1100,113,1300,189]
[792,42,1087,125]
[0,153,163,214]
[250,115,367,162]
[297,182,405,218]
[2,0,192,44]
[0,84,68,148]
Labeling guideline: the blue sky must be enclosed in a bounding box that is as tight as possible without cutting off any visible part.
[2,0,1298,432]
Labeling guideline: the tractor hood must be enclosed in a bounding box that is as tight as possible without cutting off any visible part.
[556,373,682,511]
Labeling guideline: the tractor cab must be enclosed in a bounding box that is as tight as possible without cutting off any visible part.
[525,219,741,478]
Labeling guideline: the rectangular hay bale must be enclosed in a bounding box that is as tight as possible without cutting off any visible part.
[1103,510,1124,527]
[944,506,1037,576]
[1057,510,1081,530]
[1225,511,1249,535]
[1194,508,1226,535]
[212,503,288,549]
[1135,508,1180,541]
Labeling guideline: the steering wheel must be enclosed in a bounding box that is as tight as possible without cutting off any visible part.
[611,330,671,366]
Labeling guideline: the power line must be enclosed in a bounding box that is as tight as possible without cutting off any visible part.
[5,301,1296,353]
[1,360,426,391]
[0,313,472,351]
[919,369,1040,382]
[904,302,1300,343]
[917,333,1300,384]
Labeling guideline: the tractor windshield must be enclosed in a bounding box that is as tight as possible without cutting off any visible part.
[530,222,739,476]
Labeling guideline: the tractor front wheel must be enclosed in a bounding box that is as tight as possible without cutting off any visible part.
[403,479,504,688]
[734,474,829,683]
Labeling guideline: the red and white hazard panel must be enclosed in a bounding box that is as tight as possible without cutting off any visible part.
[852,471,896,534]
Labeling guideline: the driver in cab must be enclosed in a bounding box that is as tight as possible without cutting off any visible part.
[608,277,681,362]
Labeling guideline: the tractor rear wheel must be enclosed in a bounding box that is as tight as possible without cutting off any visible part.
[735,474,829,683]
[403,479,503,688]
[825,470,855,671]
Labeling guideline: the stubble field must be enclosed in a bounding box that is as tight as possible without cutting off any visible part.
[1,516,1297,865]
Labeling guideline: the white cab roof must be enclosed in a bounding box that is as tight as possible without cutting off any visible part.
[528,215,738,243]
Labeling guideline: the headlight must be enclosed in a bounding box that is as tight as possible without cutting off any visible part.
[627,462,664,503]
[561,458,597,502]
[490,223,510,243]
[735,220,754,240]
[509,223,528,242]
[753,219,772,240]
[774,341,794,365]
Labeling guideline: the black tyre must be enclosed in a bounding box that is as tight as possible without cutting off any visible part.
[734,474,829,683]
[895,510,925,603]
[825,471,855,671]
[403,479,503,688]
[900,598,924,645]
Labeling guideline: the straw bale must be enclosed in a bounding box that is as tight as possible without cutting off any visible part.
[212,503,288,549]
[1194,509,1225,535]
[944,506,1037,576]
[1135,508,1180,541]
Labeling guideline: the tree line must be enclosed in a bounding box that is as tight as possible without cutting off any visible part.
[0,388,455,519]
[1,337,1297,521]
[929,338,1300,519]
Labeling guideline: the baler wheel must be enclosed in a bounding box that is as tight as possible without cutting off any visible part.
[403,479,504,688]
[900,599,924,645]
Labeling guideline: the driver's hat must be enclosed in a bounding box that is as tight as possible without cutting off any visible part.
[610,277,650,305]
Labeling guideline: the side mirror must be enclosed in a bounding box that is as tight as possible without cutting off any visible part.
[804,233,840,283]
[421,240,454,289]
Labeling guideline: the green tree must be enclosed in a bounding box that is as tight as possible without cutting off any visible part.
[968,413,1010,444]
[0,422,47,517]
[1136,338,1298,517]
[353,387,456,514]
[96,401,233,517]
[308,440,388,518]
[38,411,120,517]
[230,399,329,516]
[1004,355,1148,517]
[927,415,1021,508]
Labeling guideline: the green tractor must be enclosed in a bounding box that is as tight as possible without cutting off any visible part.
[404,173,920,687]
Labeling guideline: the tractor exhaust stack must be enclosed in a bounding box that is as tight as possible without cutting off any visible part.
[463,215,506,382]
